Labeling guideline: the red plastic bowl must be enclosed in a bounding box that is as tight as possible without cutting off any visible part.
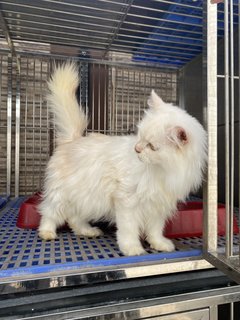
[17,193,239,238]
[17,192,42,229]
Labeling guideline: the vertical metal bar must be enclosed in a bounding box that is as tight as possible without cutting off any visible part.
[7,55,12,196]
[150,69,153,96]
[115,67,118,134]
[98,63,101,133]
[85,62,89,133]
[132,70,135,131]
[154,71,157,98]
[111,65,116,134]
[230,302,234,320]
[15,56,21,197]
[32,58,36,192]
[92,63,95,132]
[0,56,2,199]
[239,0,240,264]
[0,56,2,122]
[138,72,141,122]
[224,0,231,258]
[209,305,218,320]
[143,71,146,112]
[46,60,50,158]
[229,0,235,257]
[79,62,82,107]
[108,66,111,134]
[202,0,218,253]
[24,58,29,195]
[103,63,106,134]
[52,60,56,149]
[127,69,130,133]
[39,59,43,189]
[121,68,124,133]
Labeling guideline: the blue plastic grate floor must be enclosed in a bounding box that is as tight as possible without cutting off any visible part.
[0,197,239,278]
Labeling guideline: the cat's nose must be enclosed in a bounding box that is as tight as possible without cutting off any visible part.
[135,144,142,153]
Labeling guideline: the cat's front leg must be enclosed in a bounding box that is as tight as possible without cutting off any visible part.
[145,215,175,252]
[115,208,146,256]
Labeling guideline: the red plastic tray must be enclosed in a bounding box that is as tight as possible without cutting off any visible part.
[17,193,239,237]
[165,202,239,238]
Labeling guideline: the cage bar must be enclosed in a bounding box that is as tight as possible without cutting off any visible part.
[202,0,218,253]
[6,55,12,196]
[14,57,20,197]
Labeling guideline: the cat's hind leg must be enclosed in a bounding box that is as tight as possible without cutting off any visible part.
[38,202,65,240]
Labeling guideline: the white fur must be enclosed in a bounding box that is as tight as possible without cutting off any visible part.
[38,63,207,256]
[46,62,88,143]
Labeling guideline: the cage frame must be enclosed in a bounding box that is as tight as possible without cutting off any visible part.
[0,1,239,305]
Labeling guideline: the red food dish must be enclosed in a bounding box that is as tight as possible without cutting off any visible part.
[17,193,239,237]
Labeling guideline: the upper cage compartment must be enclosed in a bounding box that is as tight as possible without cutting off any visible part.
[0,0,238,65]
[0,0,209,67]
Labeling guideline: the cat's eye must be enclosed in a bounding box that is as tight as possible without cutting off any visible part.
[148,143,156,151]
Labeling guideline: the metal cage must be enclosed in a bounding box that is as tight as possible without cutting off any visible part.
[0,1,240,319]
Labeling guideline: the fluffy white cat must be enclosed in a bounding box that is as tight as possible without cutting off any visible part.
[38,62,207,256]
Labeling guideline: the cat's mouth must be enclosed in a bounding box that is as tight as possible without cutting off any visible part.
[137,153,151,164]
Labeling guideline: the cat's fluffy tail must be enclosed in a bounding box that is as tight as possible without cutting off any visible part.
[47,62,88,143]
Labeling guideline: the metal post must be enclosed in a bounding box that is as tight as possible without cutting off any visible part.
[203,0,218,253]
[239,0,240,265]
[209,305,218,320]
[228,0,235,258]
[224,0,230,258]
[6,55,12,196]
[15,56,21,197]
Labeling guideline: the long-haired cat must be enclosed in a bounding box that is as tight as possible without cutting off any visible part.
[38,62,207,256]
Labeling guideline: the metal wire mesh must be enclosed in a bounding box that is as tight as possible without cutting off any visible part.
[0,54,178,196]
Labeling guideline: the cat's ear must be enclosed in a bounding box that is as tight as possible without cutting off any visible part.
[147,90,165,110]
[167,126,188,148]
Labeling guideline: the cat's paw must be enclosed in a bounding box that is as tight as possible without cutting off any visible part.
[75,226,103,238]
[119,244,146,256]
[149,238,175,252]
[39,230,57,240]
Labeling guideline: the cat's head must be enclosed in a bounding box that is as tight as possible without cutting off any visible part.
[135,90,207,168]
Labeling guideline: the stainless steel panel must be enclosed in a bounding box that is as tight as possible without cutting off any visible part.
[202,0,218,253]
[205,252,240,284]
[0,257,212,295]
[13,286,240,320]
[203,0,240,281]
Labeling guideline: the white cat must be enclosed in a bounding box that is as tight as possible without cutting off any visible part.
[38,62,207,256]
